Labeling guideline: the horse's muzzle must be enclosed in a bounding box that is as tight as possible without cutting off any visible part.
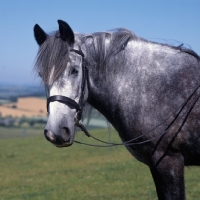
[44,128,73,147]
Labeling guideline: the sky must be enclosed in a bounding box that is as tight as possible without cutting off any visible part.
[0,0,200,85]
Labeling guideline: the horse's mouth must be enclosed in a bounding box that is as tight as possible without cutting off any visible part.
[44,128,74,147]
[51,135,74,148]
[54,142,73,148]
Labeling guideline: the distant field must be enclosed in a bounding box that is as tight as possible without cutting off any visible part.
[0,127,200,200]
[0,84,45,100]
[0,97,46,117]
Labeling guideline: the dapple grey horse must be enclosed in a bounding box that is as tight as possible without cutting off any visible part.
[33,20,200,199]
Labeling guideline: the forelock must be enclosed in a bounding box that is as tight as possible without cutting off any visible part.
[34,31,71,84]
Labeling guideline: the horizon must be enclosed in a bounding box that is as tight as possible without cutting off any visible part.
[1,0,200,85]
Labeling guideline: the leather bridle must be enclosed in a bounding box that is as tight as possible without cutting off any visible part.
[46,48,89,134]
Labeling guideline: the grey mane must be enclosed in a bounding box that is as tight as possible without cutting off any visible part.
[79,28,137,75]
[34,28,200,84]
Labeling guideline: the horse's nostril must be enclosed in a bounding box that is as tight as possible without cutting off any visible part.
[62,127,70,142]
[44,129,48,135]
[44,129,48,140]
[62,127,70,135]
[44,129,56,142]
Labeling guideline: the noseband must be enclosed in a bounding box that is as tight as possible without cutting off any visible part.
[46,48,89,133]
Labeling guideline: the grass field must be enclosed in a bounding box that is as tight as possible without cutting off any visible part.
[0,127,200,200]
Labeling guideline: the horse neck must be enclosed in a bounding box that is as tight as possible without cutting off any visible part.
[87,73,123,130]
[83,36,179,130]
[86,55,130,132]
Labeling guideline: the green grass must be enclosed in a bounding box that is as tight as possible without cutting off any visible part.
[0,127,199,200]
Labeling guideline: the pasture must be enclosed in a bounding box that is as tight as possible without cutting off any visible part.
[0,127,199,200]
[0,97,46,118]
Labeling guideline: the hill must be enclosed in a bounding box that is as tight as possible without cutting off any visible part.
[0,84,45,101]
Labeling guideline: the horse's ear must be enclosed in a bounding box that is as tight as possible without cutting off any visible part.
[34,24,47,45]
[57,20,74,45]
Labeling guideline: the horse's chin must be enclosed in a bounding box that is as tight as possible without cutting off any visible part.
[54,141,74,148]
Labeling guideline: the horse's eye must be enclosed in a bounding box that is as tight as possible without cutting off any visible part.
[71,68,78,76]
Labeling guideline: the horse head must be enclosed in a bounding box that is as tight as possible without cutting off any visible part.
[34,20,87,147]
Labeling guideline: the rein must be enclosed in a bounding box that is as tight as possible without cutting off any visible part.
[75,83,200,147]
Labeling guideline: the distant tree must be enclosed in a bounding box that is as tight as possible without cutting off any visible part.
[11,105,17,109]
